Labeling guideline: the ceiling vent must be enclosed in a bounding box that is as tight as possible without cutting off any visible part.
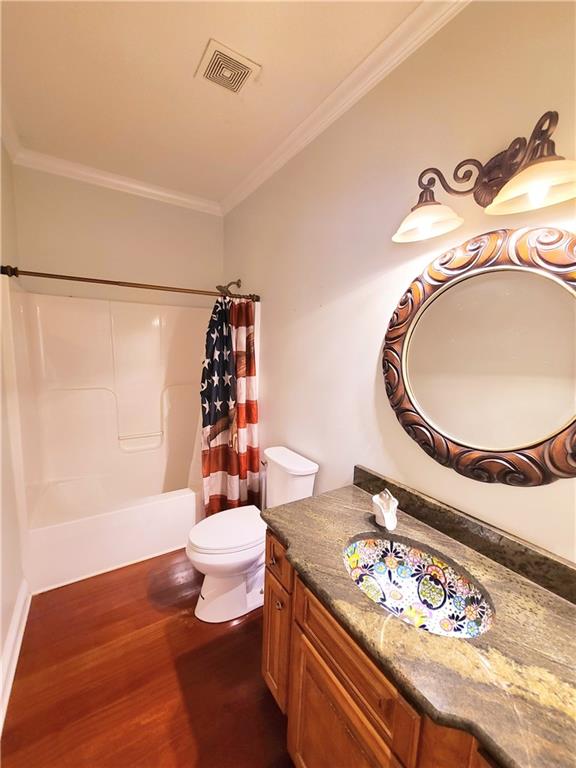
[196,39,261,94]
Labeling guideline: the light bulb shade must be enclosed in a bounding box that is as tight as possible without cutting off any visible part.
[392,203,463,243]
[485,158,576,215]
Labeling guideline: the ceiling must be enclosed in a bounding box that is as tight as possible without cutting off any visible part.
[3,2,457,210]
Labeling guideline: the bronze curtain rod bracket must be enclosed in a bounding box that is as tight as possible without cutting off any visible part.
[216,279,242,295]
[216,279,260,302]
[414,110,563,209]
[0,266,260,302]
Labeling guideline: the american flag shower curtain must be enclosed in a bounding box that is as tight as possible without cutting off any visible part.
[200,297,260,514]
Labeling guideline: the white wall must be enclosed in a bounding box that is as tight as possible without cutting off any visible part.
[1,146,18,268]
[0,338,25,649]
[1,147,24,638]
[224,1,576,560]
[11,165,223,307]
[1,279,30,727]
[1,147,30,728]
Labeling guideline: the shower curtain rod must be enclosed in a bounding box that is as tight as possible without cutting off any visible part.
[0,266,260,302]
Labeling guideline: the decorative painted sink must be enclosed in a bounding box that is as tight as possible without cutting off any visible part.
[343,538,493,638]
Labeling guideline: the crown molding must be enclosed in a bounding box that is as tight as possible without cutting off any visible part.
[221,0,470,214]
[2,1,467,218]
[3,126,222,217]
[14,148,222,216]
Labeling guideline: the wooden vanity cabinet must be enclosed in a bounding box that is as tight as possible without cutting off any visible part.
[262,532,496,768]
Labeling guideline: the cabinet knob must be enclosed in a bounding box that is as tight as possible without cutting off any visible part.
[270,554,277,566]
[275,599,284,610]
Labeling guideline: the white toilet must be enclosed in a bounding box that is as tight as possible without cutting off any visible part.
[187,446,319,623]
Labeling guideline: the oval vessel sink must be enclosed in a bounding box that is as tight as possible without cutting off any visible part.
[343,538,493,638]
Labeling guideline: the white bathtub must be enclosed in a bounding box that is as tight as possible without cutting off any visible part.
[28,487,201,593]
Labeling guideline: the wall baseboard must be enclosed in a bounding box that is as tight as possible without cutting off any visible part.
[1,579,31,733]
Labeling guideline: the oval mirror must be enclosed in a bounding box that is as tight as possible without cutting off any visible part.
[405,269,575,451]
[383,227,576,486]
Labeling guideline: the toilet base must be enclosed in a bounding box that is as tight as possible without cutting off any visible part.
[194,562,265,623]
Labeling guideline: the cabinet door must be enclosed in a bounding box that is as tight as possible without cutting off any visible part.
[262,569,292,713]
[288,627,401,768]
[294,579,420,767]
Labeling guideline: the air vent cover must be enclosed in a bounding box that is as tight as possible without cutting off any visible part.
[196,39,261,94]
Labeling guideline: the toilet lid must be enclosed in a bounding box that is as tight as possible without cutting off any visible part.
[188,505,266,554]
[264,446,319,476]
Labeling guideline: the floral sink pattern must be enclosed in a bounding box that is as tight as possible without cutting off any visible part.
[343,538,493,638]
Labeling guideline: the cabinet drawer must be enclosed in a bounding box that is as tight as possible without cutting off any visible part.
[266,531,294,593]
[294,579,420,768]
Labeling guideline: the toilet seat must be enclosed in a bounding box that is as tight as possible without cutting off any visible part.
[188,505,266,555]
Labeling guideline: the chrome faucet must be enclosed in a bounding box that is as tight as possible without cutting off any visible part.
[372,489,398,532]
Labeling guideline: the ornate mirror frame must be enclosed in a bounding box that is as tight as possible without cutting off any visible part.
[382,227,576,486]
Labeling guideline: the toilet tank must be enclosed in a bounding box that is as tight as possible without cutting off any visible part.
[264,446,319,508]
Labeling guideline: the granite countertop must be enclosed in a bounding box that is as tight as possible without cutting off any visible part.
[261,484,576,768]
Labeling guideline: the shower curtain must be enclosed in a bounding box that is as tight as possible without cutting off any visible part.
[201,297,260,514]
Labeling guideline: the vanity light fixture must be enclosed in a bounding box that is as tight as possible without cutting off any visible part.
[393,110,576,242]
[391,192,463,243]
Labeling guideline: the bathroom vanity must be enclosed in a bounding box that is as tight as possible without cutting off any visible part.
[261,472,576,768]
[263,532,492,768]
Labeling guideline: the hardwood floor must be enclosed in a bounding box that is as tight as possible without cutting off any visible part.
[1,550,292,768]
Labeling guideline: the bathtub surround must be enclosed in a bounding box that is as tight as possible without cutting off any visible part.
[224,1,576,560]
[14,292,208,526]
[6,289,208,592]
[262,485,576,768]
